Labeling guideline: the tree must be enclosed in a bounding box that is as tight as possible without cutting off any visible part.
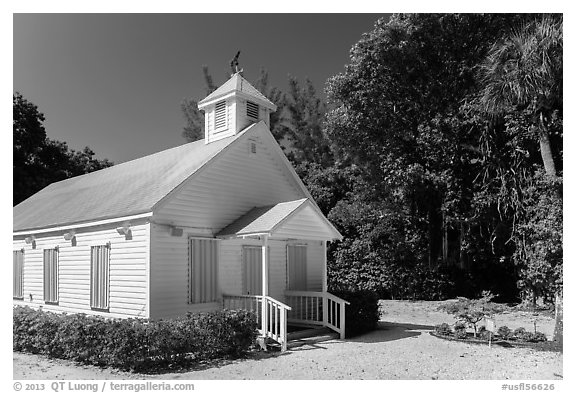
[325,14,526,274]
[477,15,563,342]
[13,92,113,205]
[478,15,563,178]
[181,66,218,142]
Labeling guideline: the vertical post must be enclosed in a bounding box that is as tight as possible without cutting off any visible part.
[261,235,268,335]
[280,306,287,351]
[340,302,346,339]
[322,241,328,293]
[322,241,328,327]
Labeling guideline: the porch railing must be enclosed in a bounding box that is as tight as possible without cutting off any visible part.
[223,294,292,351]
[284,291,350,339]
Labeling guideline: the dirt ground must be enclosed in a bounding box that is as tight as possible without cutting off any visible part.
[13,300,563,380]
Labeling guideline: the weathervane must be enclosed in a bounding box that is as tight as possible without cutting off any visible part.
[230,50,243,75]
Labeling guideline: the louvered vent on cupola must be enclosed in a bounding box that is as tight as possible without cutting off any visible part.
[197,72,278,144]
[246,101,259,121]
[214,100,227,130]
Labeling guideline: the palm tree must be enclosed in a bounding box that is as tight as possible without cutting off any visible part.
[478,15,563,344]
[478,15,562,177]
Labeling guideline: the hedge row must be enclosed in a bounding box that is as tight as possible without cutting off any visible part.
[13,306,258,372]
[330,289,380,337]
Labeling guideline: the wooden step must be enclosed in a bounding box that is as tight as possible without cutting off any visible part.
[287,331,339,349]
[287,326,332,341]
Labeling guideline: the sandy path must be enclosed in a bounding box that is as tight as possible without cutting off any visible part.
[13,300,562,380]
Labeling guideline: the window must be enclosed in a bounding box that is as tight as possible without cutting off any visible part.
[189,238,218,304]
[246,101,259,121]
[43,248,59,303]
[287,245,307,290]
[13,250,24,299]
[91,245,110,310]
[214,100,227,131]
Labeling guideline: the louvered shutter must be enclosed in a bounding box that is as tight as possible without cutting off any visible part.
[43,249,58,303]
[189,239,219,303]
[90,245,110,310]
[13,250,24,298]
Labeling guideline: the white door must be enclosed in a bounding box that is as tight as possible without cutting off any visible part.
[243,246,262,296]
[287,245,307,290]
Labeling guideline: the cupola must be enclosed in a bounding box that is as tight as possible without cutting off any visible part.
[198,72,277,144]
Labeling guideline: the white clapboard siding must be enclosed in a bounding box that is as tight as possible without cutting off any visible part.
[149,224,223,319]
[13,221,149,319]
[274,205,337,241]
[155,133,305,231]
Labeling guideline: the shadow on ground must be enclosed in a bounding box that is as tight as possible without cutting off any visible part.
[142,322,436,373]
[139,350,293,376]
[348,321,435,344]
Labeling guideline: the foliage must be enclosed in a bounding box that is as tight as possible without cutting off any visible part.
[13,93,112,205]
[495,327,548,343]
[328,289,379,338]
[181,66,217,142]
[453,321,467,339]
[477,326,494,341]
[434,323,452,336]
[497,326,513,340]
[513,171,562,304]
[438,292,503,337]
[13,306,258,372]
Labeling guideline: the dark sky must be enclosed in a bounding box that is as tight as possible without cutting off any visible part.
[13,13,389,164]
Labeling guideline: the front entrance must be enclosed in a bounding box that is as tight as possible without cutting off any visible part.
[243,246,262,296]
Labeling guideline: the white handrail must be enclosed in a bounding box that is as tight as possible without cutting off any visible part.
[285,291,349,339]
[223,294,292,351]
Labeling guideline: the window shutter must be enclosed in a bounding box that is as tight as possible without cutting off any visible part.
[43,248,58,303]
[90,245,110,310]
[189,239,219,304]
[13,250,24,299]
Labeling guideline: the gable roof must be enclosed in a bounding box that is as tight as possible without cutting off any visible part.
[13,126,255,233]
[198,73,276,110]
[217,198,342,241]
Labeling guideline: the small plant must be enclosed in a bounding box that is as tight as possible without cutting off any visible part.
[497,325,513,340]
[434,323,452,336]
[528,331,548,343]
[511,327,548,343]
[513,327,527,340]
[477,326,494,341]
[454,321,467,339]
[437,291,503,337]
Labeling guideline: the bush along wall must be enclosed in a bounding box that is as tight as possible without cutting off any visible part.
[13,306,258,372]
[329,289,379,338]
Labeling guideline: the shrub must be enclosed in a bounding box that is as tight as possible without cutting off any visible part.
[437,292,503,337]
[477,326,494,341]
[497,326,513,340]
[434,323,452,336]
[511,327,548,343]
[13,306,258,372]
[329,289,379,338]
[454,321,467,339]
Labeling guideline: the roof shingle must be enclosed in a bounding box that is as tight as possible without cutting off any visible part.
[13,127,251,232]
[216,199,308,238]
